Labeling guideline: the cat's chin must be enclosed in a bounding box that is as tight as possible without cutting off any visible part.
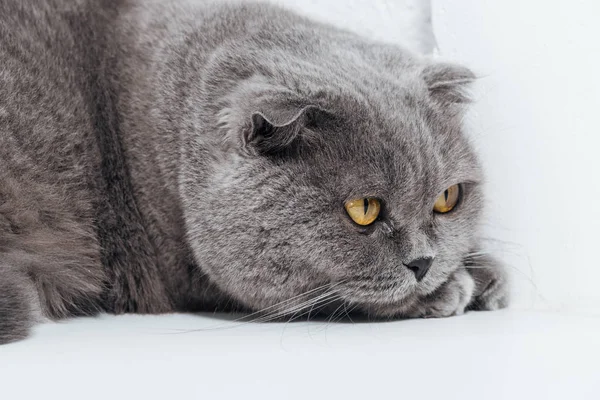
[325,289,420,320]
[329,279,418,309]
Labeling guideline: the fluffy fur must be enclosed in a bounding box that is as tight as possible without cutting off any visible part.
[0,0,508,344]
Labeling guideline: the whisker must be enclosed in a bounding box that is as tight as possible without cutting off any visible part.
[327,302,347,325]
[251,290,338,324]
[238,282,338,321]
[168,281,346,334]
[283,295,343,329]
[342,302,356,323]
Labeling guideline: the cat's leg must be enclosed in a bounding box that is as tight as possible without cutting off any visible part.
[0,266,41,344]
[465,254,510,311]
[0,175,106,344]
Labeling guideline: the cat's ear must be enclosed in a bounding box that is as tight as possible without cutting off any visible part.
[218,77,330,156]
[422,63,476,105]
[232,101,332,156]
[243,104,322,156]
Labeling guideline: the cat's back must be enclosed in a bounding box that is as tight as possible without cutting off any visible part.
[0,0,106,177]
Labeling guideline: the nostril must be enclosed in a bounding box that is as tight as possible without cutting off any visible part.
[404,257,434,282]
[406,265,421,274]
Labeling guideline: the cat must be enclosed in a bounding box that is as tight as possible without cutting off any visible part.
[0,0,508,344]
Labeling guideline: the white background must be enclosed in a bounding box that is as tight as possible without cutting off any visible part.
[2,1,600,399]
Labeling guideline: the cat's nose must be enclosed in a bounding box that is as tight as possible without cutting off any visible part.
[404,257,434,282]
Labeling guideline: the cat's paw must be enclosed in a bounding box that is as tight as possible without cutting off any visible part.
[465,254,510,311]
[405,268,475,318]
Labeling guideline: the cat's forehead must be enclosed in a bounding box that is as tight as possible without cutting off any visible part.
[307,89,481,200]
[334,88,474,162]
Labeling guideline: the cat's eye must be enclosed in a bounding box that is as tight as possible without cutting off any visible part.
[345,198,381,226]
[433,184,461,214]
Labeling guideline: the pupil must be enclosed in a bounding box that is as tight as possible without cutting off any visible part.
[444,190,449,202]
[363,198,369,215]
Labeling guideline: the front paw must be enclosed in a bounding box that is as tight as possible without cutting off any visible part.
[405,268,475,318]
[465,254,510,311]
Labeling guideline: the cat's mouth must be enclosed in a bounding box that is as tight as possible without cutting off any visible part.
[235,271,453,322]
[277,292,420,321]
[313,274,453,319]
[234,280,414,322]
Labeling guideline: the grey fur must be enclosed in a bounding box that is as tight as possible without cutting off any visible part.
[0,0,508,344]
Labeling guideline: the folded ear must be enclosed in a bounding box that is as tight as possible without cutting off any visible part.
[218,77,329,156]
[244,104,322,156]
[422,63,476,105]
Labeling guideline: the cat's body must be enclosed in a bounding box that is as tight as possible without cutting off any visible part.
[0,0,508,344]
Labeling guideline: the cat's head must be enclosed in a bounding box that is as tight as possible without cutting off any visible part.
[180,47,482,317]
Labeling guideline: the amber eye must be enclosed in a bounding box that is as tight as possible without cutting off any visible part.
[433,184,461,214]
[345,198,381,226]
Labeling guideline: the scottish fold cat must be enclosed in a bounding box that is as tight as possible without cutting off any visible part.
[0,0,508,344]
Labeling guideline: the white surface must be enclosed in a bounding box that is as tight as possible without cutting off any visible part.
[1,311,599,399]
[4,2,600,400]
[433,0,600,312]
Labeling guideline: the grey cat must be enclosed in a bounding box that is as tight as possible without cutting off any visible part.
[0,0,508,344]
